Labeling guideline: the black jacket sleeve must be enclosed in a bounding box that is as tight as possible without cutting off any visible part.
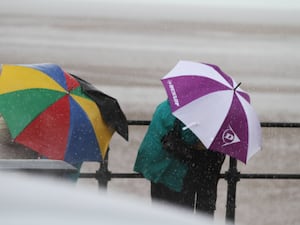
[161,129,195,162]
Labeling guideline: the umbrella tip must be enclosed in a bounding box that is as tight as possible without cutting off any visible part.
[234,82,242,91]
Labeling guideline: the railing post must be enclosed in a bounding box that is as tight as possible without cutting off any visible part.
[225,157,240,224]
[95,148,111,189]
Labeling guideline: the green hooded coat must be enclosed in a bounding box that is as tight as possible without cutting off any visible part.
[134,100,199,192]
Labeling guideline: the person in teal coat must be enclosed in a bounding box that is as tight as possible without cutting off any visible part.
[134,100,225,215]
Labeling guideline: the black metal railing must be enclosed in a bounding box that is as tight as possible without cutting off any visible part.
[79,121,300,225]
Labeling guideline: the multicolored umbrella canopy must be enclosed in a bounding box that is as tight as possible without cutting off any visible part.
[161,60,262,163]
[0,63,120,165]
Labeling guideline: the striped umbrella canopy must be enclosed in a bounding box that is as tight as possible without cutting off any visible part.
[0,63,115,165]
[161,60,262,163]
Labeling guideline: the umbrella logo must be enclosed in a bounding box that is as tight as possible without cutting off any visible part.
[222,125,240,146]
[167,80,180,107]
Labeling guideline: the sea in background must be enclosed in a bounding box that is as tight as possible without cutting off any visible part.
[0,0,300,224]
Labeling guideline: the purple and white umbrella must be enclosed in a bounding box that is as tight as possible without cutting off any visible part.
[161,60,262,163]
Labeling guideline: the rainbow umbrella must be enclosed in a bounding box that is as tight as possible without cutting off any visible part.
[0,63,117,165]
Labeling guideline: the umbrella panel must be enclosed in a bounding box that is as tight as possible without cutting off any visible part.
[209,94,249,163]
[162,75,230,112]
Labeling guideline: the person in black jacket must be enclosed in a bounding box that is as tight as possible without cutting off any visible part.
[151,119,225,216]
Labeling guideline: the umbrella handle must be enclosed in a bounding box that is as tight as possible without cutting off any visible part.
[182,122,200,130]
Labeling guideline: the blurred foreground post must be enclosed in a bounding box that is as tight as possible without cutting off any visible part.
[0,159,78,178]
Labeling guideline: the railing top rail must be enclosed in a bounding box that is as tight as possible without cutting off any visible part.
[128,120,300,128]
[260,122,300,128]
